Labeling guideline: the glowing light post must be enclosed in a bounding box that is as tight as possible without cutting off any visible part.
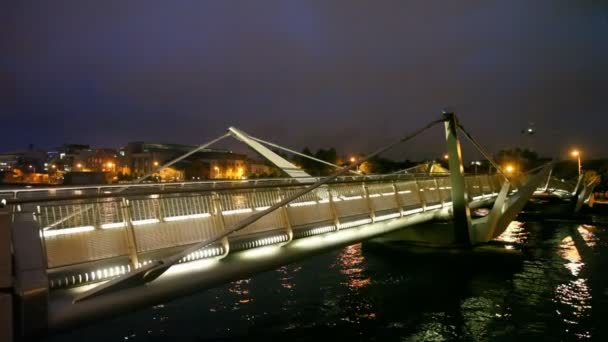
[350,156,360,173]
[571,150,581,177]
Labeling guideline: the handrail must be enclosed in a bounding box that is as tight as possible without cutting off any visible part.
[2,173,459,206]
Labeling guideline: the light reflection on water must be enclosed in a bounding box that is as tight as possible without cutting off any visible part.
[46,218,608,342]
[495,220,529,246]
[336,244,371,289]
[560,236,584,277]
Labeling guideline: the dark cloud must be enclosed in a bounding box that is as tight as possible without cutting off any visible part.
[2,0,607,159]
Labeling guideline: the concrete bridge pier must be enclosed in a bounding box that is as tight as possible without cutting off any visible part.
[1,209,50,342]
[1,212,13,342]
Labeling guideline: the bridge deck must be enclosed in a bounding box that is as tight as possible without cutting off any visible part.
[4,174,503,291]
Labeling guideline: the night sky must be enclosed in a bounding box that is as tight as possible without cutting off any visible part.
[2,1,608,160]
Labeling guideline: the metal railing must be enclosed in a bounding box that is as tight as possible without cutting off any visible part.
[7,174,503,289]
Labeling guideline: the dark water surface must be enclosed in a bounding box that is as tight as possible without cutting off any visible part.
[47,215,608,341]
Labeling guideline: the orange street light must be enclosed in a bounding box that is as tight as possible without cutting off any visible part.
[350,157,356,163]
[443,154,449,160]
[505,164,515,173]
[76,163,82,169]
[571,149,582,176]
[153,161,159,167]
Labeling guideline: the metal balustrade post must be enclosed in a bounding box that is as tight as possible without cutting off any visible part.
[362,183,376,223]
[211,193,230,254]
[392,181,404,217]
[444,111,472,246]
[415,179,427,211]
[276,188,293,242]
[327,185,341,231]
[433,178,444,207]
[120,199,140,269]
[155,196,165,223]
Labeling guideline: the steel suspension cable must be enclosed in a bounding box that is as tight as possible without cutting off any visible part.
[75,117,445,300]
[455,123,509,181]
[42,133,232,231]
[133,132,232,184]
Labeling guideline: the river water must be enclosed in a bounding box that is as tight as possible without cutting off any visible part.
[47,214,608,341]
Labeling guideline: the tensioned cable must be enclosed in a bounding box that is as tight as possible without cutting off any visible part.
[43,133,231,230]
[133,133,232,184]
[455,122,509,181]
[75,117,446,301]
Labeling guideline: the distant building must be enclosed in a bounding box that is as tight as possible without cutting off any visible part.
[0,147,47,173]
[0,146,49,184]
[122,142,248,181]
[86,148,118,172]
[247,160,278,178]
[47,144,94,172]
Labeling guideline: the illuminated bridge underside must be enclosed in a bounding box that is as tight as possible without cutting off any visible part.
[49,196,497,331]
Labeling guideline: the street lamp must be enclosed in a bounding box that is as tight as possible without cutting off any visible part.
[505,164,515,174]
[443,154,449,160]
[349,156,361,173]
[571,150,582,176]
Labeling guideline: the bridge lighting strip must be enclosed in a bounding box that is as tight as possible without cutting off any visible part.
[255,235,287,247]
[425,204,443,210]
[375,213,401,222]
[368,194,381,198]
[254,206,271,211]
[340,195,363,201]
[303,225,336,237]
[289,201,317,207]
[397,190,412,194]
[381,192,395,196]
[164,213,211,222]
[101,222,126,229]
[222,208,253,215]
[43,225,95,237]
[403,208,424,215]
[180,246,223,263]
[339,218,372,229]
[132,219,160,226]
[49,264,131,289]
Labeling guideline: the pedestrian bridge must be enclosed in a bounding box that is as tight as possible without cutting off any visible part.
[1,173,506,331]
[7,174,502,291]
[0,113,557,340]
